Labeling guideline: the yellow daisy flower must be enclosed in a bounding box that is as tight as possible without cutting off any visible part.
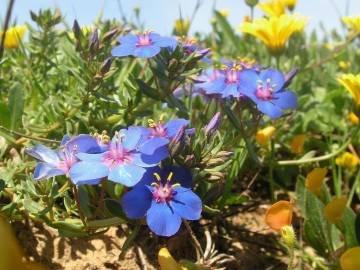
[337,74,360,106]
[342,16,360,32]
[0,25,27,49]
[238,14,308,56]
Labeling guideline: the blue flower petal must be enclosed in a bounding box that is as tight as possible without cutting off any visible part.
[33,162,64,180]
[150,33,178,48]
[65,134,101,154]
[120,126,143,151]
[257,101,283,119]
[170,187,202,220]
[146,201,182,237]
[69,161,109,185]
[259,69,285,92]
[238,69,259,97]
[133,146,168,167]
[165,119,189,138]
[272,90,298,110]
[76,152,105,161]
[121,186,152,218]
[222,83,240,98]
[139,137,169,155]
[108,164,146,186]
[133,45,161,58]
[111,45,136,57]
[60,135,71,146]
[199,77,226,95]
[75,178,102,185]
[166,166,192,187]
[118,33,138,44]
[26,145,59,164]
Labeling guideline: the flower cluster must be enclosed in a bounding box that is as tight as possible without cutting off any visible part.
[27,118,202,237]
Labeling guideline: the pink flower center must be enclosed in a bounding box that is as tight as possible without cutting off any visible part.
[102,136,133,168]
[148,118,168,138]
[152,182,175,203]
[137,33,153,47]
[255,78,277,101]
[151,172,180,203]
[57,148,77,173]
[225,68,240,84]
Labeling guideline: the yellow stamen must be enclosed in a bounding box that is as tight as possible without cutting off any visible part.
[154,173,161,182]
[220,64,227,70]
[266,78,271,83]
[159,114,165,121]
[167,172,173,182]
[163,188,169,193]
[171,183,181,188]
[151,182,159,187]
[148,119,156,128]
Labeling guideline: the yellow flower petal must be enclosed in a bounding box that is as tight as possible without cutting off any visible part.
[335,152,359,169]
[305,168,328,195]
[0,25,27,49]
[284,0,298,11]
[290,134,305,154]
[238,14,308,56]
[256,126,276,145]
[158,247,181,270]
[348,112,359,124]
[174,19,190,36]
[265,200,293,231]
[337,74,360,106]
[324,197,347,224]
[258,0,286,17]
[342,16,360,32]
[340,247,360,270]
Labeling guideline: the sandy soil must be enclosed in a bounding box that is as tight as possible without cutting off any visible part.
[12,204,289,270]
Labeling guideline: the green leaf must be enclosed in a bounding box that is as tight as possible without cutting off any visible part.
[8,83,25,130]
[78,186,92,218]
[355,213,360,245]
[0,103,11,128]
[341,208,358,248]
[105,198,126,218]
[296,177,339,257]
[135,79,159,100]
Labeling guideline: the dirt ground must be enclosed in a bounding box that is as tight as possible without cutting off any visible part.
[13,204,288,270]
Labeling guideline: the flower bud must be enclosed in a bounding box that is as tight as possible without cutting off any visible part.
[290,134,305,154]
[245,0,259,7]
[305,168,328,195]
[283,68,299,88]
[335,152,359,169]
[100,58,112,75]
[72,20,81,41]
[89,28,99,54]
[256,126,276,146]
[102,28,119,43]
[203,112,221,137]
[324,197,347,224]
[216,151,233,159]
[169,126,185,156]
[280,225,296,248]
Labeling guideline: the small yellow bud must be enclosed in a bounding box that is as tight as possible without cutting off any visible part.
[305,168,328,195]
[256,126,276,146]
[174,19,190,36]
[340,247,360,270]
[348,112,359,125]
[324,197,347,224]
[158,247,181,270]
[339,61,350,70]
[218,9,230,18]
[280,225,296,248]
[335,152,359,169]
[290,134,305,154]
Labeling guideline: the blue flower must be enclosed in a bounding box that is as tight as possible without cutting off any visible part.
[69,126,167,186]
[121,166,202,237]
[26,135,102,181]
[111,31,178,58]
[197,59,261,98]
[139,117,194,157]
[239,68,298,119]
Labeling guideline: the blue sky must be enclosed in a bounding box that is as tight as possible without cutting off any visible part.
[1,0,359,35]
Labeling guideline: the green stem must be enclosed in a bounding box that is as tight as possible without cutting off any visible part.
[277,139,351,166]
[269,140,275,201]
[347,168,360,206]
[287,248,295,270]
[335,166,342,197]
[72,184,86,227]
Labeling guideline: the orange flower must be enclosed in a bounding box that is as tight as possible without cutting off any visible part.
[265,200,293,231]
[290,134,305,154]
[256,126,276,145]
[348,112,359,125]
[305,168,328,195]
[324,197,347,224]
[340,247,360,270]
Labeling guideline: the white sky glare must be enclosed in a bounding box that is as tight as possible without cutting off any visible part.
[1,0,359,35]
